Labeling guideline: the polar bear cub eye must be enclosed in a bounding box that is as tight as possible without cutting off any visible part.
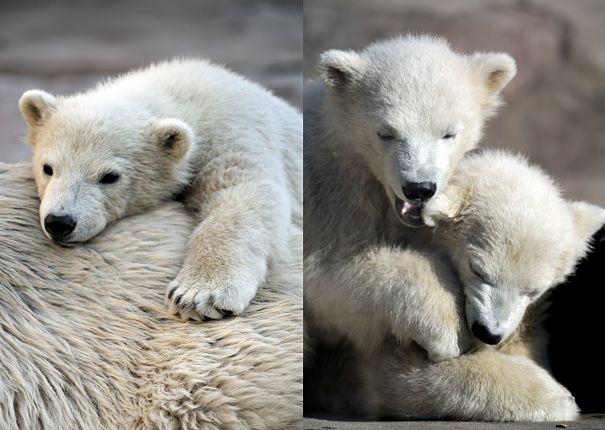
[99,172,120,184]
[376,124,399,142]
[43,164,53,176]
[469,261,489,284]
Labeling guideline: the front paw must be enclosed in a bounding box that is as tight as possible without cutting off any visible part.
[425,334,473,363]
[524,370,579,421]
[416,323,475,363]
[165,269,261,321]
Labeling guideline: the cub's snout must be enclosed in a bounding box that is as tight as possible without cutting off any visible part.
[44,213,77,242]
[471,321,502,345]
[402,181,436,203]
[393,181,438,228]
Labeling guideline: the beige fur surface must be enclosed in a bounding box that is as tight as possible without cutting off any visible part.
[0,164,302,430]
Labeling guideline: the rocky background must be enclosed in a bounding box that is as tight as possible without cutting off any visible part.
[2,0,602,206]
[305,0,605,206]
[0,0,302,163]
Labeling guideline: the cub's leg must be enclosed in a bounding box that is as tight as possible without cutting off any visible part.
[305,246,473,361]
[166,142,291,321]
[367,340,578,421]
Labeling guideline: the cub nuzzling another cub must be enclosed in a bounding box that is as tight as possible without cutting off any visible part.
[304,35,604,421]
[19,59,302,321]
[360,149,605,421]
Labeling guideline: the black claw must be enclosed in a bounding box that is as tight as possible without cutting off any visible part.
[174,295,183,306]
[179,301,194,310]
[167,287,177,300]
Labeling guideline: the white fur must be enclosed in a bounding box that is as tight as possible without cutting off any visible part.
[0,164,302,429]
[19,59,302,320]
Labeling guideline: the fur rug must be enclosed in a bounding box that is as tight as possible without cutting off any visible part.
[0,164,302,430]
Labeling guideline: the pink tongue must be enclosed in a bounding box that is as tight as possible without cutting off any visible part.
[401,201,420,216]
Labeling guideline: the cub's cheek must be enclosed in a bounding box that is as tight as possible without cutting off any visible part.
[38,198,53,225]
[36,183,47,199]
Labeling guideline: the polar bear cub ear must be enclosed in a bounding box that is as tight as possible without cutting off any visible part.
[570,201,605,248]
[148,118,194,160]
[19,89,57,127]
[469,52,517,97]
[318,49,366,87]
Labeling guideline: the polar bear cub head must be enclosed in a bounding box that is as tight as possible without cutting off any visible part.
[19,89,193,245]
[424,150,605,346]
[318,35,516,227]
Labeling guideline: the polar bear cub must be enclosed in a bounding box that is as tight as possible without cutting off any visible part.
[304,35,517,362]
[18,59,302,320]
[355,149,605,421]
[423,149,605,348]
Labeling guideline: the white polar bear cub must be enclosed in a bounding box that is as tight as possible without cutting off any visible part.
[19,59,302,320]
[304,35,517,360]
[423,149,605,347]
[363,150,605,421]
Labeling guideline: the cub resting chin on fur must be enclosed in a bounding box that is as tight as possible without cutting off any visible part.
[18,59,302,321]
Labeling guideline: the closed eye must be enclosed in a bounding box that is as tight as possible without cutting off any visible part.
[377,125,397,142]
[469,261,489,283]
[443,131,457,140]
[527,290,542,300]
[377,131,395,141]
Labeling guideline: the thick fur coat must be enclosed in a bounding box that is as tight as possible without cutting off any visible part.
[0,164,302,430]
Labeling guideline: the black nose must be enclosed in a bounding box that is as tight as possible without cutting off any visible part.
[471,322,502,345]
[44,214,76,241]
[402,182,436,202]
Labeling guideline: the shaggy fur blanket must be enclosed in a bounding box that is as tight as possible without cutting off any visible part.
[0,164,302,430]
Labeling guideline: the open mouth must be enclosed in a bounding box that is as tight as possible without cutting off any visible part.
[395,197,425,227]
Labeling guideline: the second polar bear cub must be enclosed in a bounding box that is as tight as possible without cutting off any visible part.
[18,59,302,320]
[423,149,605,347]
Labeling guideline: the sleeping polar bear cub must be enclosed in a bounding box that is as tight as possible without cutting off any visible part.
[423,149,605,349]
[18,59,302,321]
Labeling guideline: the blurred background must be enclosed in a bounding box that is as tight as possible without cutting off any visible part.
[305,0,605,207]
[0,0,302,163]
